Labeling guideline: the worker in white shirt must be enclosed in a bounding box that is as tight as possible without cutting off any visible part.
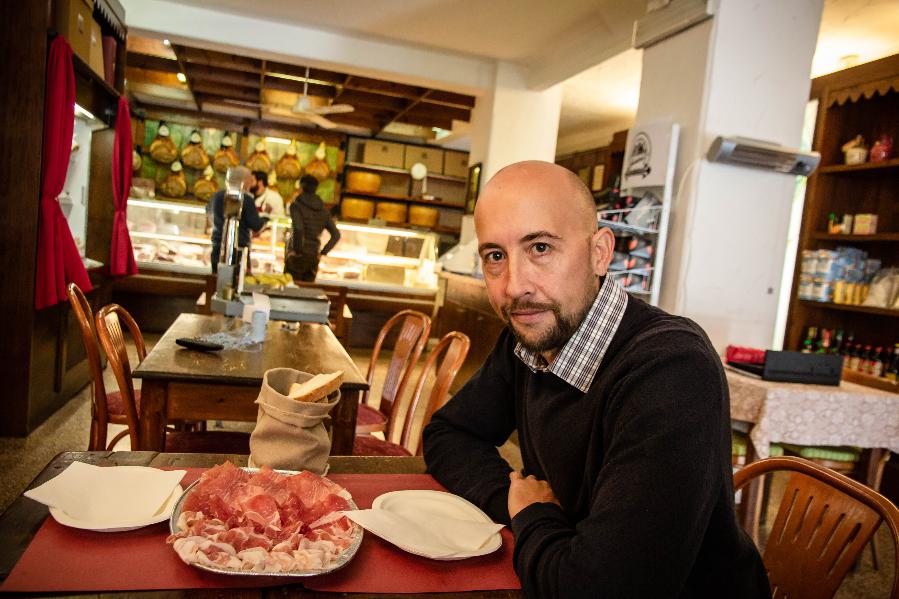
[251,171,286,217]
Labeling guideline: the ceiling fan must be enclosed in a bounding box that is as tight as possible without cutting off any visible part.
[291,66,354,129]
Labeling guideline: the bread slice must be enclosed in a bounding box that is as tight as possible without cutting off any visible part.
[287,371,344,402]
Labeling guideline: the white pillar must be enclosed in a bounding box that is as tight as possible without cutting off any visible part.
[634,0,823,350]
[469,62,563,181]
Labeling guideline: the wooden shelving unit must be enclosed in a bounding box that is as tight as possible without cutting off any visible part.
[340,137,470,244]
[784,53,899,392]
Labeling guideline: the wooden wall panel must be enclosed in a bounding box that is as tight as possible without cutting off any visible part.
[0,3,48,435]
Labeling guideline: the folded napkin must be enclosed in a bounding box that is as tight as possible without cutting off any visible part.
[25,462,186,527]
[344,493,504,559]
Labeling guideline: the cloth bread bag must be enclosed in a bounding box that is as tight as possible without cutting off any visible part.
[249,368,341,475]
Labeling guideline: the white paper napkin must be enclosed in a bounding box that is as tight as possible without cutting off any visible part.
[24,462,186,526]
[242,291,271,323]
[344,491,504,559]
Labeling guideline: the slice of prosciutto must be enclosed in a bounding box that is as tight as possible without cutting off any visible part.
[167,463,357,573]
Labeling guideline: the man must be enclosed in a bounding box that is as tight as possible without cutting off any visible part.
[209,169,269,273]
[423,161,768,598]
[285,175,340,282]
[252,170,286,217]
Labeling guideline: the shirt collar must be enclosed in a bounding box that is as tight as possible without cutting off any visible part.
[514,275,628,392]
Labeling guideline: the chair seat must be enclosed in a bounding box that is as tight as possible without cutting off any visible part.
[164,430,251,454]
[353,434,412,457]
[731,430,783,458]
[355,403,388,434]
[107,389,140,418]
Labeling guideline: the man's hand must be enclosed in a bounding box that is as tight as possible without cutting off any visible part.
[508,471,560,519]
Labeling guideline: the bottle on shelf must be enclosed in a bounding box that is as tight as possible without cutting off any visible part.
[859,344,873,373]
[832,329,844,355]
[848,343,863,371]
[816,329,832,354]
[886,344,899,383]
[869,346,884,377]
[843,331,855,355]
[879,346,893,379]
[801,327,818,353]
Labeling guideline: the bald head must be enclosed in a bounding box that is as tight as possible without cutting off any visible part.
[476,161,597,235]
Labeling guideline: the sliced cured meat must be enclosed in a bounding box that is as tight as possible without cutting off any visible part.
[168,462,358,574]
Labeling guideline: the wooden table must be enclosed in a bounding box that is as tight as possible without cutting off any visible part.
[132,314,368,455]
[0,451,518,598]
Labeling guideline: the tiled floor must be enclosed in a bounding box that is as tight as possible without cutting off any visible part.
[0,336,891,596]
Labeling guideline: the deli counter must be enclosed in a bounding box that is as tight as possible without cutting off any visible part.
[126,197,438,294]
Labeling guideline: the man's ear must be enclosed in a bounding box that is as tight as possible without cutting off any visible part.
[592,227,615,276]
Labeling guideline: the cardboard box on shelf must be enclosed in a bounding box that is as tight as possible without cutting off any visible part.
[363,141,405,169]
[88,19,105,79]
[404,147,444,174]
[54,0,95,64]
[853,214,878,235]
[443,151,469,178]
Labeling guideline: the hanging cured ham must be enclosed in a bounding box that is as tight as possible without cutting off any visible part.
[192,165,218,201]
[149,122,177,164]
[246,140,272,172]
[213,134,240,173]
[160,161,187,197]
[181,130,210,170]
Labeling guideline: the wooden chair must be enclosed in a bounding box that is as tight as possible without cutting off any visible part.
[94,303,250,454]
[733,456,899,599]
[67,283,134,451]
[354,331,470,456]
[355,310,431,437]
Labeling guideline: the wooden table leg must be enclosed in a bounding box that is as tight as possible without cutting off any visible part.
[137,380,168,451]
[330,388,361,455]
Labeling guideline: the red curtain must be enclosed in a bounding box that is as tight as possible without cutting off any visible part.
[110,96,138,276]
[34,36,92,309]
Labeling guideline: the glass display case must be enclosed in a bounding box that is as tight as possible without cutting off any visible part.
[126,197,292,275]
[126,199,439,293]
[318,222,439,292]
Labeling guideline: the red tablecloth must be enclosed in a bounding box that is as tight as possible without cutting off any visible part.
[1,469,520,594]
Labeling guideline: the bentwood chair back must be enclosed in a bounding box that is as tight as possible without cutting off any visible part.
[94,304,146,450]
[95,304,250,454]
[733,456,899,599]
[356,310,431,437]
[354,331,470,457]
[67,284,134,451]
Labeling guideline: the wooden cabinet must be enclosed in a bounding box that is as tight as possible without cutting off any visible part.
[556,129,628,192]
[784,54,899,392]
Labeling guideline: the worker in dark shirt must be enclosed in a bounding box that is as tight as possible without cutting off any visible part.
[423,161,769,598]
[285,175,340,282]
[208,169,268,274]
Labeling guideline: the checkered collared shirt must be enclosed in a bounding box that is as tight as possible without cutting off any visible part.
[514,275,629,392]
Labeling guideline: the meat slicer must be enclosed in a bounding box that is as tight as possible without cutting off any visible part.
[210,166,329,324]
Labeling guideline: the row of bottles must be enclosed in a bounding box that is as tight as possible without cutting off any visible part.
[800,327,898,381]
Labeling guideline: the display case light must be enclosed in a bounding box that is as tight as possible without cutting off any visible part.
[337,222,421,238]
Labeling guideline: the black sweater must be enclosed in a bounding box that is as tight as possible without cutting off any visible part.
[423,298,769,598]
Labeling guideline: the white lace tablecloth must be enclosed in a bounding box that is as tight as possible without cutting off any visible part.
[726,368,899,458]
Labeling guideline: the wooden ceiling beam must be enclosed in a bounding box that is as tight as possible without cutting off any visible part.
[343,75,425,100]
[191,81,260,103]
[331,89,407,111]
[404,103,470,123]
[397,113,454,130]
[263,76,336,98]
[183,64,261,89]
[265,61,346,85]
[423,90,477,109]
[174,45,261,74]
[374,90,432,136]
[126,51,180,74]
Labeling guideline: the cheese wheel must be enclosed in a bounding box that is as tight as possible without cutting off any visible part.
[341,198,375,220]
[346,171,381,194]
[375,202,407,224]
[408,205,438,227]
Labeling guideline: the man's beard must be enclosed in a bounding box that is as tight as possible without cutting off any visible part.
[502,295,592,354]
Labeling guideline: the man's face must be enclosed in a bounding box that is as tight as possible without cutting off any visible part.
[475,163,611,360]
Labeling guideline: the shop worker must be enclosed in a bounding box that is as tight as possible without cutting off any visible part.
[252,170,286,217]
[285,174,340,282]
[423,161,769,598]
[209,169,269,273]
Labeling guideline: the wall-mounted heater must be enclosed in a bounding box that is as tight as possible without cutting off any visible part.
[707,136,821,176]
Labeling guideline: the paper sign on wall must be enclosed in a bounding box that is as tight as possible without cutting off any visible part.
[622,120,675,189]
